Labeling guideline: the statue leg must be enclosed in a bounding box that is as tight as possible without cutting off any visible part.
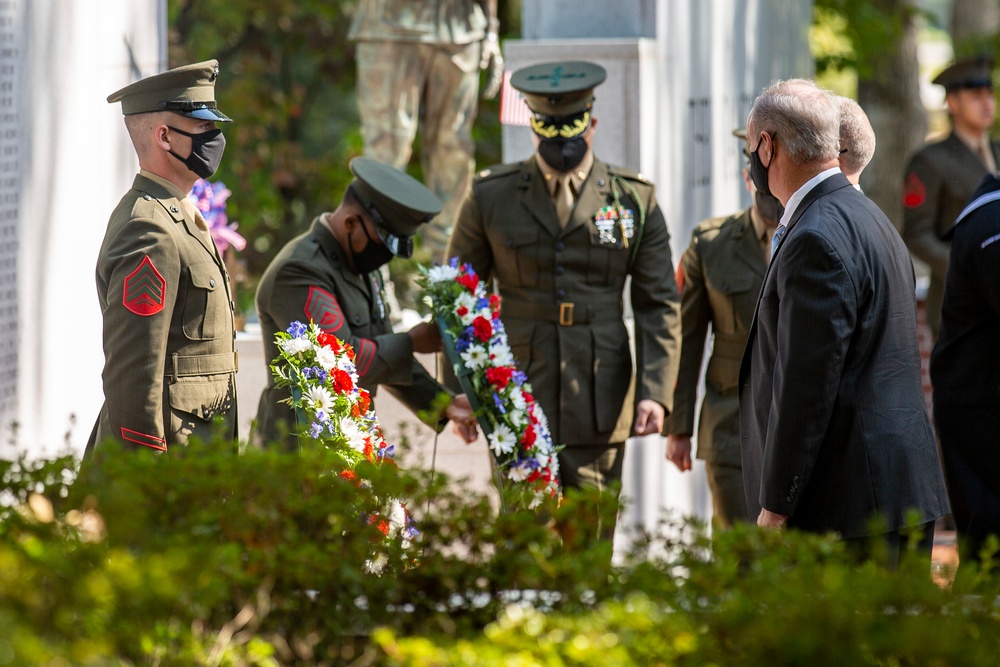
[355,40,425,169]
[420,41,480,263]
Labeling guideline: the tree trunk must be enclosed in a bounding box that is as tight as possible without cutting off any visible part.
[951,0,1000,54]
[857,0,925,232]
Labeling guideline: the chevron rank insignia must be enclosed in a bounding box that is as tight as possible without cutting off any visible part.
[305,286,345,333]
[123,256,166,316]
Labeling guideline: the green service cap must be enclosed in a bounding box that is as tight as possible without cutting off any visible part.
[510,60,607,117]
[349,157,442,258]
[932,55,995,91]
[107,60,232,122]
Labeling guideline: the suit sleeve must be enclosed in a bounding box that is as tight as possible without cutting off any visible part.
[664,231,710,435]
[100,217,180,451]
[260,260,414,387]
[762,228,854,516]
[628,190,682,418]
[902,152,950,276]
[446,186,495,283]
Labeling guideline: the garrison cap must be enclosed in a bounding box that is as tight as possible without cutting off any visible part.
[510,60,607,117]
[933,55,995,91]
[348,157,442,258]
[107,60,232,122]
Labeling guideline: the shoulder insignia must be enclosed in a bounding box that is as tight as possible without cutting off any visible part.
[903,172,926,209]
[123,256,165,316]
[607,164,650,184]
[304,286,345,334]
[354,338,377,376]
[474,162,521,182]
[121,427,166,451]
[693,214,734,236]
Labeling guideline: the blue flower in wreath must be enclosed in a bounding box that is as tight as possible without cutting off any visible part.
[287,321,307,337]
[493,392,506,414]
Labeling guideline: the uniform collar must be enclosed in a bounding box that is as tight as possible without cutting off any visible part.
[535,150,595,197]
[139,169,190,201]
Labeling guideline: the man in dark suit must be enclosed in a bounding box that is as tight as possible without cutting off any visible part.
[931,173,1000,564]
[902,55,998,340]
[739,79,949,564]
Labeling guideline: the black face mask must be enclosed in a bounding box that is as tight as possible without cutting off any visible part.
[748,132,775,198]
[351,219,395,274]
[537,136,589,173]
[167,126,226,179]
[755,190,784,224]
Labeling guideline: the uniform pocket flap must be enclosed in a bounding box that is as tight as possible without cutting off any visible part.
[188,263,220,291]
[168,377,233,421]
[707,272,755,295]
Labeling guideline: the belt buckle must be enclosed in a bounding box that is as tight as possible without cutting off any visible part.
[559,302,574,326]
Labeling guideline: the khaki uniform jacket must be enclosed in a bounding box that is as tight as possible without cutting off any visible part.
[447,158,681,446]
[665,209,765,467]
[88,174,238,455]
[902,132,1000,334]
[255,218,449,449]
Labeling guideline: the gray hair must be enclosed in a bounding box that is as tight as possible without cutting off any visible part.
[838,97,876,177]
[747,79,842,164]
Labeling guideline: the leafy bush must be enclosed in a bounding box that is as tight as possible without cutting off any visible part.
[2,442,999,666]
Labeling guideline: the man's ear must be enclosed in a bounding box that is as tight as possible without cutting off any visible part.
[343,212,363,235]
[153,124,172,151]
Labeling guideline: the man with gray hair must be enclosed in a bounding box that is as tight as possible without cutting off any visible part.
[739,79,948,565]
[838,97,876,186]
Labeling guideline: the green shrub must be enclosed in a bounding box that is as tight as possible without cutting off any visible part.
[2,442,1000,666]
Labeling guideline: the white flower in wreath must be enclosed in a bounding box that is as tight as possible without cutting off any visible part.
[313,344,340,372]
[454,291,479,325]
[281,336,312,356]
[509,386,527,411]
[305,385,335,413]
[488,343,514,366]
[427,264,459,283]
[460,344,489,370]
[508,408,527,429]
[339,416,368,452]
[488,424,517,457]
[387,499,407,538]
[364,552,389,575]
[506,460,532,482]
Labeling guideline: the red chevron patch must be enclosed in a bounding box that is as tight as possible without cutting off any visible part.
[123,256,165,316]
[305,286,345,333]
[355,338,377,376]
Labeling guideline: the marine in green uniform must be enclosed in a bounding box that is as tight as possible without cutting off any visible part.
[902,55,999,340]
[664,129,782,529]
[87,60,238,457]
[254,157,477,449]
[446,61,682,511]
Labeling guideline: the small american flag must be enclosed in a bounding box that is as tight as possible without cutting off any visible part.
[499,70,532,127]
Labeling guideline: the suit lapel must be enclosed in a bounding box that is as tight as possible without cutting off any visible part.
[743,171,854,375]
[517,160,562,238]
